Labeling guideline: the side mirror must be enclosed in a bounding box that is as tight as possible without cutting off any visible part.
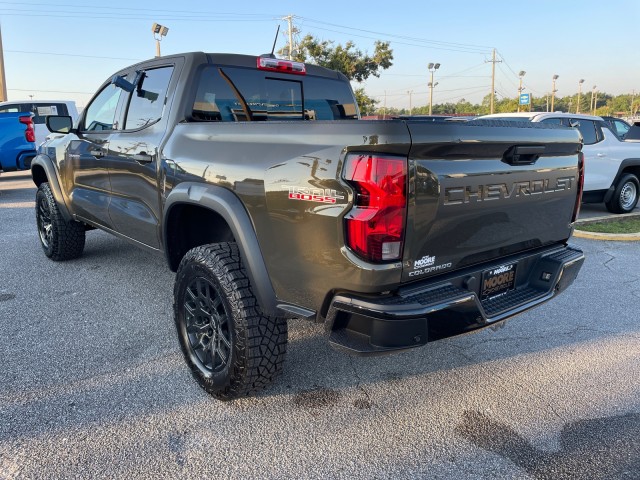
[45,115,73,133]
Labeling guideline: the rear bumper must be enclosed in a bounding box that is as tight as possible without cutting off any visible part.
[326,244,584,355]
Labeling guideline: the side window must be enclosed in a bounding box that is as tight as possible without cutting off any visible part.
[614,120,630,138]
[32,103,69,124]
[83,84,123,131]
[124,66,173,130]
[571,119,598,145]
[539,117,568,126]
[0,104,19,113]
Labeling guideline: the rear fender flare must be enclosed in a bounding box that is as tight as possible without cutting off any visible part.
[163,183,278,316]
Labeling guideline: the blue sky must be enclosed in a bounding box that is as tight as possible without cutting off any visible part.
[1,0,639,110]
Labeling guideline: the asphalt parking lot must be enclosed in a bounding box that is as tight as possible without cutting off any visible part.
[1,170,639,479]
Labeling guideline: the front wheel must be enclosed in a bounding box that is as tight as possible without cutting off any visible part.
[173,242,287,400]
[35,182,85,260]
[605,173,639,214]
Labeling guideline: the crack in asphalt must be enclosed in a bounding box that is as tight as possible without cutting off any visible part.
[602,253,616,272]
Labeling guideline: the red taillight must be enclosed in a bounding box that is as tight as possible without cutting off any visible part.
[343,154,407,262]
[256,57,306,75]
[19,115,35,143]
[572,151,585,223]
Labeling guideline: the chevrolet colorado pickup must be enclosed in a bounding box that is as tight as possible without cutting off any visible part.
[32,52,585,399]
[0,111,36,172]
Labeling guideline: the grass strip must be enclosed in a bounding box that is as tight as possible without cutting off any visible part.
[576,217,640,234]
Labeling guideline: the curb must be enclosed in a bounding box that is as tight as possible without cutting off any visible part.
[573,230,640,241]
[573,212,640,241]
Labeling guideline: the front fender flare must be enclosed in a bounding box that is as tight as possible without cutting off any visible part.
[164,183,278,317]
[30,153,73,221]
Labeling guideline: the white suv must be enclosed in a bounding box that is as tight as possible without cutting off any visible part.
[478,112,640,214]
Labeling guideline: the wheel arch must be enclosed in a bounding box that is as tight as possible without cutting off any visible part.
[604,159,640,203]
[30,154,73,221]
[163,183,278,316]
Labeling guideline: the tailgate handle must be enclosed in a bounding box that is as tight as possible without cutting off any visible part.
[503,145,545,166]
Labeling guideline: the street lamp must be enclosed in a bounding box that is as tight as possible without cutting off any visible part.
[591,85,597,115]
[551,74,559,112]
[152,22,169,57]
[576,79,584,114]
[517,70,526,112]
[428,62,440,115]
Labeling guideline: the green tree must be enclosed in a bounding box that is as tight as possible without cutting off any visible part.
[354,88,378,116]
[292,35,393,82]
[287,35,393,114]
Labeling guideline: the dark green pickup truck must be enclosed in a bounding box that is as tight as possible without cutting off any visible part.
[31,52,585,399]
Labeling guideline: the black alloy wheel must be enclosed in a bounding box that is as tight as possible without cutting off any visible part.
[174,242,287,400]
[34,182,85,260]
[183,276,233,375]
[36,190,53,250]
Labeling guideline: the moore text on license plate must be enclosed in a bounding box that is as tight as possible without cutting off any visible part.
[481,262,517,299]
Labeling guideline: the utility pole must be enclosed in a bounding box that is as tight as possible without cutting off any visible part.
[383,90,387,119]
[407,90,413,115]
[283,14,295,60]
[0,26,7,102]
[486,49,501,114]
[551,74,559,112]
[631,90,636,116]
[576,79,584,113]
[517,70,526,113]
[590,85,597,115]
[428,62,440,115]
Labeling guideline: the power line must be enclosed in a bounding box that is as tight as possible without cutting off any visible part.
[8,88,94,94]
[298,16,492,54]
[6,50,141,61]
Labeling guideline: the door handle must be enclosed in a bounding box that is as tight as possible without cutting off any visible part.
[133,153,153,164]
[596,153,606,157]
[90,148,105,158]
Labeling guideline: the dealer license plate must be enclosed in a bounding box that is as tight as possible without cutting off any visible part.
[481,262,517,299]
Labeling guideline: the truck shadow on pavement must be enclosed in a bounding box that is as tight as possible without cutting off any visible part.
[456,410,640,480]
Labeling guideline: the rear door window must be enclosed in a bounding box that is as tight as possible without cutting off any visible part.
[570,119,599,145]
[539,117,570,126]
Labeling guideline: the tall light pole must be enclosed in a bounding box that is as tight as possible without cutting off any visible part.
[551,74,559,112]
[576,79,584,113]
[517,70,526,112]
[590,85,597,115]
[152,22,169,57]
[428,62,440,115]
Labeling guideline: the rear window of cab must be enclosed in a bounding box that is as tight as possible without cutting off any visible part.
[191,65,358,122]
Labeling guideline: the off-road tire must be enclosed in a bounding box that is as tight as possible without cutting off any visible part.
[35,182,85,261]
[173,242,287,400]
[605,173,639,214]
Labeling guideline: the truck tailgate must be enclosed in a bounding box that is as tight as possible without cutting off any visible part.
[402,120,582,284]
